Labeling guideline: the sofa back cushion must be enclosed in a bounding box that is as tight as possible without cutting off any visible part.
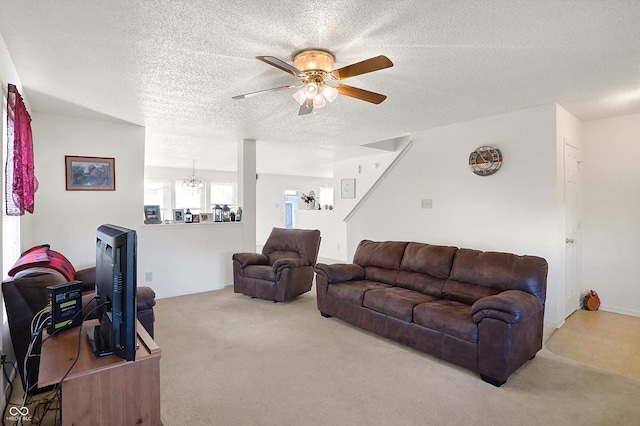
[353,240,408,269]
[395,271,447,298]
[448,248,548,304]
[393,243,457,296]
[399,242,457,278]
[353,240,408,285]
[364,267,400,285]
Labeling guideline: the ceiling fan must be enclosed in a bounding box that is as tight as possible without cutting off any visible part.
[232,49,393,115]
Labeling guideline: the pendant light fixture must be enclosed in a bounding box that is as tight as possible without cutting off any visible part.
[182,160,204,193]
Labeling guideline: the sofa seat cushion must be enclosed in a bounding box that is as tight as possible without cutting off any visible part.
[243,264,276,281]
[413,300,478,343]
[327,280,391,306]
[363,287,439,322]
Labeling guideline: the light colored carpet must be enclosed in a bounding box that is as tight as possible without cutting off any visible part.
[155,287,640,426]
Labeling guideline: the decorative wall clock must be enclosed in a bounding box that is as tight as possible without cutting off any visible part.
[469,145,502,176]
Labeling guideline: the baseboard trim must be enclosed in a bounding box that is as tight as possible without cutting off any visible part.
[155,284,229,299]
[599,305,640,318]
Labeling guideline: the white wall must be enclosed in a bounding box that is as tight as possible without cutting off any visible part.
[138,223,243,298]
[145,166,236,190]
[142,165,244,298]
[344,104,566,326]
[30,113,145,268]
[296,209,344,260]
[331,150,401,260]
[30,120,246,299]
[255,150,399,262]
[582,113,640,317]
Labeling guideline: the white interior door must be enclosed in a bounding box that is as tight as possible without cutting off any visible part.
[564,141,580,318]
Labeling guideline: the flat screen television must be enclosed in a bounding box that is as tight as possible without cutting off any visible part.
[87,224,137,361]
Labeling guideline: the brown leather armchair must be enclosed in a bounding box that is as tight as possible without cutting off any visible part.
[233,227,321,302]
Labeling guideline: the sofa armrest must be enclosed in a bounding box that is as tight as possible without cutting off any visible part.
[314,263,365,284]
[272,258,310,272]
[471,290,543,324]
[232,253,269,268]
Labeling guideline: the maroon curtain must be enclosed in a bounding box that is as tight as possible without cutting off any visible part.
[5,84,38,215]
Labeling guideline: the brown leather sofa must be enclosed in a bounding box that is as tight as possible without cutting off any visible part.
[2,266,156,394]
[315,240,548,386]
[233,227,321,302]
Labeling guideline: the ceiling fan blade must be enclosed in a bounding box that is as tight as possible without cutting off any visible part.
[337,85,387,104]
[331,55,393,80]
[232,84,299,100]
[256,56,307,79]
[298,98,313,115]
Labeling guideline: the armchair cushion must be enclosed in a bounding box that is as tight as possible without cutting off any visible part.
[268,251,301,264]
[241,259,311,281]
[243,265,277,281]
[262,227,321,265]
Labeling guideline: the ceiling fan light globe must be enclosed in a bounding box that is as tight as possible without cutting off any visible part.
[293,88,307,105]
[321,85,339,102]
[313,93,327,108]
[304,82,318,99]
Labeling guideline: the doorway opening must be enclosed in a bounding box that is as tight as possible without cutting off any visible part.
[284,189,299,229]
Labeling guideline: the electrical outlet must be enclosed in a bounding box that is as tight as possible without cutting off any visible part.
[145,272,153,282]
[421,199,433,209]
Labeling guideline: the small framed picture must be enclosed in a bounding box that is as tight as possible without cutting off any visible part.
[341,178,356,199]
[192,214,201,223]
[65,156,115,191]
[144,205,162,224]
[200,213,210,222]
[173,209,184,223]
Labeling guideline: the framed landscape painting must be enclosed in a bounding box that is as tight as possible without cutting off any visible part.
[65,156,115,191]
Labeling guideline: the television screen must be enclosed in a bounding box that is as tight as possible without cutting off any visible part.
[88,224,137,361]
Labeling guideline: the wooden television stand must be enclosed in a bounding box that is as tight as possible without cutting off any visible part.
[39,319,162,425]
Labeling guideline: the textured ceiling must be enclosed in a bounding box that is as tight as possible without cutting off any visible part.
[1,1,639,177]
